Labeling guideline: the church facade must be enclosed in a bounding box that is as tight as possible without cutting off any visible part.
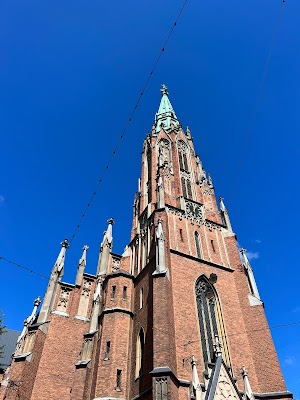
[0,86,292,400]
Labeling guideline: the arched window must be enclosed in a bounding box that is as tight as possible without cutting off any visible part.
[194,232,202,258]
[158,139,171,166]
[195,276,231,367]
[147,149,152,202]
[178,141,193,199]
[135,328,145,378]
[178,140,189,172]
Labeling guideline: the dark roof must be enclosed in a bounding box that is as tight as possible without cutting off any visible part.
[0,329,20,369]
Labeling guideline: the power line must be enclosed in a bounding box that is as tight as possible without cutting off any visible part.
[0,256,47,280]
[230,0,286,201]
[68,0,189,245]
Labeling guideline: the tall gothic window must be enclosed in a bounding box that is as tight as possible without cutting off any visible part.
[147,149,152,203]
[195,276,231,367]
[135,328,145,378]
[178,141,189,172]
[178,140,193,199]
[194,232,202,258]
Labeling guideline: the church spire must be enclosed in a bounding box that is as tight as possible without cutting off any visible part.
[38,239,70,323]
[242,366,255,400]
[154,84,180,133]
[75,245,89,286]
[240,248,261,300]
[97,218,114,275]
[219,197,233,233]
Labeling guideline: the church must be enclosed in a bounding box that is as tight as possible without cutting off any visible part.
[0,86,292,400]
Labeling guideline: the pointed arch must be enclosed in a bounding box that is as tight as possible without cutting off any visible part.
[135,327,145,378]
[158,138,172,167]
[178,140,193,200]
[195,275,231,368]
[177,140,189,172]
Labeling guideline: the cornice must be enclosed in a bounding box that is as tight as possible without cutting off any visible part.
[170,249,234,272]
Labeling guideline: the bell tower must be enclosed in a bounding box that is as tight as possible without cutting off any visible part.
[128,85,291,400]
[0,86,292,400]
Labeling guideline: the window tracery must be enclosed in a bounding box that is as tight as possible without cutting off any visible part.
[195,276,231,367]
[178,140,193,199]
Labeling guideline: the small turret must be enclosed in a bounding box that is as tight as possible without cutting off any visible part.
[240,248,261,300]
[242,366,255,400]
[97,219,114,275]
[15,296,41,355]
[38,239,69,323]
[219,197,233,232]
[75,245,89,286]
[191,355,202,400]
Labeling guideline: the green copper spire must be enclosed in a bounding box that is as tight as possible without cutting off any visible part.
[154,84,180,133]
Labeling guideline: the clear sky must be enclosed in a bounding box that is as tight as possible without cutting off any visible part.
[1,0,299,395]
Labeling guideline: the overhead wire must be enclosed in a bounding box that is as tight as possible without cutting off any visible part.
[68,0,189,245]
[0,0,190,278]
[230,0,286,202]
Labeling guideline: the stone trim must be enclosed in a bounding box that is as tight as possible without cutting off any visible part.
[14,352,33,362]
[102,307,134,318]
[152,269,168,278]
[74,315,90,322]
[170,249,234,272]
[106,270,134,280]
[150,366,191,387]
[51,310,69,317]
[75,359,91,368]
[83,272,97,279]
[253,392,293,399]
[59,281,76,288]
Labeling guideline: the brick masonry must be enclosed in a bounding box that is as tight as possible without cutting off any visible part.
[0,96,291,400]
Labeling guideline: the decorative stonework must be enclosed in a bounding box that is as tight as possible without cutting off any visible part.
[180,170,191,180]
[57,287,71,313]
[82,280,92,298]
[214,364,239,400]
[112,257,121,272]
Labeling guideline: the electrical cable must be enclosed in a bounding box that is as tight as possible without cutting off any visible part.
[68,0,189,245]
[230,0,286,202]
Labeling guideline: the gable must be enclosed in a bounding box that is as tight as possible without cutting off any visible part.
[206,357,242,400]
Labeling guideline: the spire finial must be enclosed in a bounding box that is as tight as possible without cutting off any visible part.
[160,84,169,96]
[155,85,179,133]
[241,365,255,400]
[61,238,70,249]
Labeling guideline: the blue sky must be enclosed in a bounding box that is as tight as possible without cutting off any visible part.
[1,0,300,395]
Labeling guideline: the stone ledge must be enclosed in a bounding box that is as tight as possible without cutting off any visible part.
[75,359,91,369]
[74,315,90,322]
[170,249,234,272]
[150,366,191,387]
[51,311,69,317]
[102,307,134,318]
[14,352,33,362]
[254,392,293,399]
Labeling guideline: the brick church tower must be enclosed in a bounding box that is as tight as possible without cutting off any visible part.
[0,86,292,400]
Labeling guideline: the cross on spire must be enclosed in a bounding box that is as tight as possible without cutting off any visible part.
[160,84,169,96]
